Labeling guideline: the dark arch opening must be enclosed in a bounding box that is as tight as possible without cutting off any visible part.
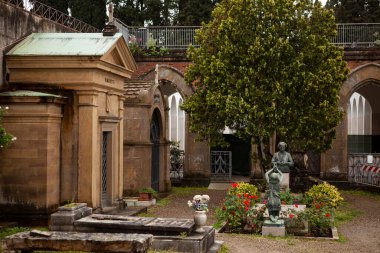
[150,109,161,191]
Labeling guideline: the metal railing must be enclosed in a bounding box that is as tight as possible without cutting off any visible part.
[116,20,380,49]
[2,0,99,33]
[332,23,380,47]
[115,19,200,49]
[3,1,379,48]
[211,151,232,180]
[348,154,380,187]
[170,150,184,180]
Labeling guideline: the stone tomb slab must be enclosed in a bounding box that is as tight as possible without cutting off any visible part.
[74,214,195,235]
[2,230,152,253]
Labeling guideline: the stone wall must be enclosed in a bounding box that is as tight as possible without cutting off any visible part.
[0,2,75,89]
[0,94,64,214]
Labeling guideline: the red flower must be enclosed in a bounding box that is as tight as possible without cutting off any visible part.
[316,204,321,209]
[294,204,299,208]
[326,213,331,218]
[281,201,286,205]
[245,207,249,211]
[244,200,250,206]
[289,214,294,219]
[253,195,258,200]
[237,194,241,198]
[264,200,268,204]
[231,182,238,188]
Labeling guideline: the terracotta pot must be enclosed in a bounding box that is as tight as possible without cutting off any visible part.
[138,192,152,201]
[194,210,207,233]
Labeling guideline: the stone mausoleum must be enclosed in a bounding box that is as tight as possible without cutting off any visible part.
[0,32,172,217]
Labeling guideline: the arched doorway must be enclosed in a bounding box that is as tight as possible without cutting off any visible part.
[322,63,380,181]
[150,109,161,191]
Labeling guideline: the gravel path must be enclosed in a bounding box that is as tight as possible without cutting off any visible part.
[148,188,380,253]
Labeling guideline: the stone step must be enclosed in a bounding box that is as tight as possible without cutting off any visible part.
[207,240,224,253]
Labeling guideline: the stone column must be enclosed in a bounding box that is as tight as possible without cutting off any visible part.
[118,95,125,198]
[77,91,100,207]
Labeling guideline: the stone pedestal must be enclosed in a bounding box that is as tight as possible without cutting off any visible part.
[262,219,286,237]
[49,203,92,231]
[280,173,289,191]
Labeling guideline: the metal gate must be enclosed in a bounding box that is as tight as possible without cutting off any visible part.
[101,132,110,207]
[211,151,232,180]
[150,112,160,191]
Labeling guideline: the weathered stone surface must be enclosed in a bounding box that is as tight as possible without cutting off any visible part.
[152,226,215,253]
[74,214,194,235]
[262,220,286,237]
[2,231,152,253]
[58,203,88,211]
[50,204,92,226]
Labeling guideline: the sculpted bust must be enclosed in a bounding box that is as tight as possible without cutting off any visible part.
[271,142,294,173]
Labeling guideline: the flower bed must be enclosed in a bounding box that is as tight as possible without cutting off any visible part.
[216,181,343,238]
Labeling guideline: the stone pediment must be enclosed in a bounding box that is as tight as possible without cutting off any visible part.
[5,33,137,91]
[100,38,137,74]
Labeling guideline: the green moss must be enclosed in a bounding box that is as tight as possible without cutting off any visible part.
[171,187,208,196]
[334,201,361,227]
[0,227,30,240]
[343,190,380,202]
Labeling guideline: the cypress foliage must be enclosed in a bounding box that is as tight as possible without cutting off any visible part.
[69,0,107,29]
[36,0,69,14]
[326,0,380,23]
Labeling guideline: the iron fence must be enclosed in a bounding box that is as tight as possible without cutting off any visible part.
[332,23,380,47]
[348,154,380,187]
[2,0,99,33]
[115,19,200,49]
[116,21,380,49]
[170,150,184,180]
[211,151,232,180]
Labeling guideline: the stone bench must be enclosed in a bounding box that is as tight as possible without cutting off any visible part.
[2,230,153,253]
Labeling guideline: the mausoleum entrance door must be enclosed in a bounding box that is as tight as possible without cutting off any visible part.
[150,110,160,191]
[101,131,112,207]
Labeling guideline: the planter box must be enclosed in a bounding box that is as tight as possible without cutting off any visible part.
[139,193,153,201]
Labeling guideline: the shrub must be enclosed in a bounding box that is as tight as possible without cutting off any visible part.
[0,106,15,148]
[304,182,343,209]
[303,202,334,236]
[216,182,260,231]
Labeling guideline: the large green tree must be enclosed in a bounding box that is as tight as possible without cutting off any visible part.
[182,0,348,169]
[69,0,107,29]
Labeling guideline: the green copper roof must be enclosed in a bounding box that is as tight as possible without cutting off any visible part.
[6,33,122,56]
[0,90,63,98]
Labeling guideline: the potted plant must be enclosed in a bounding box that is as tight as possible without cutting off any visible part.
[138,187,157,201]
[188,194,210,233]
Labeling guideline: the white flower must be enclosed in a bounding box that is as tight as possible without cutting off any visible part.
[5,106,9,110]
[12,137,17,141]
[200,195,210,203]
[193,195,201,201]
[187,200,193,207]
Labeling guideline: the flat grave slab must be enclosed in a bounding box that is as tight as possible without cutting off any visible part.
[2,230,152,253]
[74,214,195,235]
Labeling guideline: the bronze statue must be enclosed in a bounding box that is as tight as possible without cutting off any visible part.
[271,142,294,173]
[265,163,283,223]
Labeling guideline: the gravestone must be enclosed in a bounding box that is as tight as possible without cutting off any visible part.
[50,203,92,231]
